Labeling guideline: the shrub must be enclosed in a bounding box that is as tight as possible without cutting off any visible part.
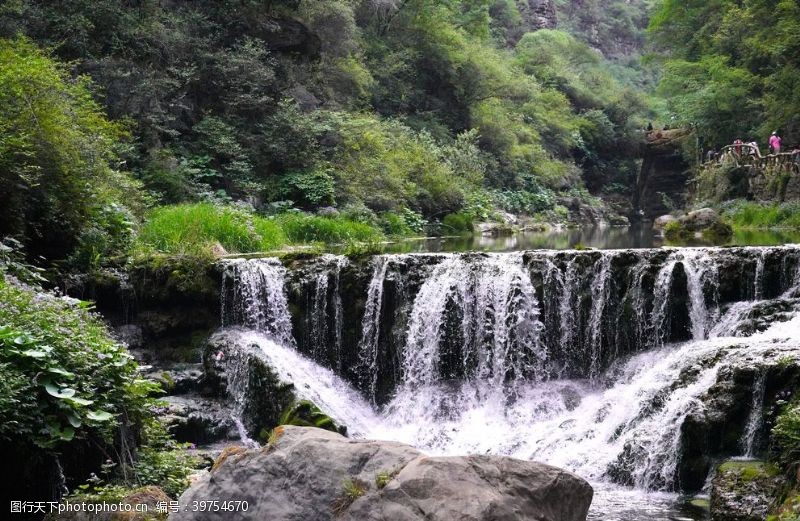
[773,401,800,473]
[663,220,690,241]
[0,37,140,262]
[380,213,414,236]
[442,212,475,234]
[272,168,336,209]
[0,277,158,451]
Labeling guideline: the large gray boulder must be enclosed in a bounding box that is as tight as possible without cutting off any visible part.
[172,426,593,521]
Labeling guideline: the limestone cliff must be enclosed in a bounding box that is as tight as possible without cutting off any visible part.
[635,128,694,220]
[517,0,558,31]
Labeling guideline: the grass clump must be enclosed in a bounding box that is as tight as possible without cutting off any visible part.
[721,201,800,230]
[137,203,266,256]
[274,213,384,245]
[375,469,398,489]
[136,203,390,257]
[331,478,368,515]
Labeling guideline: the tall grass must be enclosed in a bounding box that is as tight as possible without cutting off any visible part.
[275,213,384,244]
[137,203,264,255]
[722,201,800,229]
[136,203,386,256]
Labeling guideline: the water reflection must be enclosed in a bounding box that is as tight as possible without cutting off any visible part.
[379,225,800,253]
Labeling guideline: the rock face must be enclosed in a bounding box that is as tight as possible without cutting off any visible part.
[517,0,558,31]
[635,129,694,220]
[173,426,594,521]
[203,329,297,439]
[710,461,783,521]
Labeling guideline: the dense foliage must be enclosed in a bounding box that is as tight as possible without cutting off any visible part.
[0,37,139,264]
[650,0,800,148]
[0,1,655,266]
[0,278,154,449]
[0,264,201,498]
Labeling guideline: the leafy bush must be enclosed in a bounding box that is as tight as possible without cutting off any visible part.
[493,189,557,214]
[773,401,800,473]
[379,213,414,236]
[0,37,140,263]
[442,213,475,234]
[272,168,336,209]
[0,279,157,449]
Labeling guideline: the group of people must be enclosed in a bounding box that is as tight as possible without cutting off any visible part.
[705,131,800,163]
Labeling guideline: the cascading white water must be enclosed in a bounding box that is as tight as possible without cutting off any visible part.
[754,249,767,300]
[401,253,545,390]
[306,254,348,366]
[649,249,720,345]
[357,255,392,404]
[587,253,612,378]
[221,258,294,346]
[741,369,767,458]
[218,246,800,519]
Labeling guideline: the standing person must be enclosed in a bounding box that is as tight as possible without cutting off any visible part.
[734,138,743,156]
[769,131,782,154]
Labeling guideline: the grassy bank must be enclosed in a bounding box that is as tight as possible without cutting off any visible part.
[136,203,392,257]
[721,201,800,230]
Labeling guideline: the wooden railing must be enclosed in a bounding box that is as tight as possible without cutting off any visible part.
[706,145,800,175]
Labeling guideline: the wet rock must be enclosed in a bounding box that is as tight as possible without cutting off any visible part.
[474,221,515,236]
[710,461,783,521]
[203,330,296,437]
[162,395,236,444]
[146,363,205,395]
[115,324,144,349]
[653,214,678,232]
[173,426,593,521]
[680,208,720,231]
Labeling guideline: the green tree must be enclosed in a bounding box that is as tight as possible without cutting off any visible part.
[0,36,139,263]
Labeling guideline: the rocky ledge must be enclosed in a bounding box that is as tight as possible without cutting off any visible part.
[172,426,593,521]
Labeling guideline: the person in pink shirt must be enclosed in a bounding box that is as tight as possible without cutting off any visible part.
[769,131,782,154]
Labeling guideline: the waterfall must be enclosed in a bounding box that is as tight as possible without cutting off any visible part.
[221,258,294,346]
[626,256,652,350]
[357,256,392,404]
[709,301,759,338]
[741,369,767,458]
[650,250,719,345]
[216,245,800,505]
[754,249,766,300]
[587,253,612,379]
[558,257,579,356]
[401,253,545,391]
[683,250,719,340]
[305,255,348,367]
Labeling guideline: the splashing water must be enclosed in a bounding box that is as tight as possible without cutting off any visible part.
[221,258,294,345]
[218,246,800,519]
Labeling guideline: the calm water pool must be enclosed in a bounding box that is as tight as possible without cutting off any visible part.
[377,225,800,253]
